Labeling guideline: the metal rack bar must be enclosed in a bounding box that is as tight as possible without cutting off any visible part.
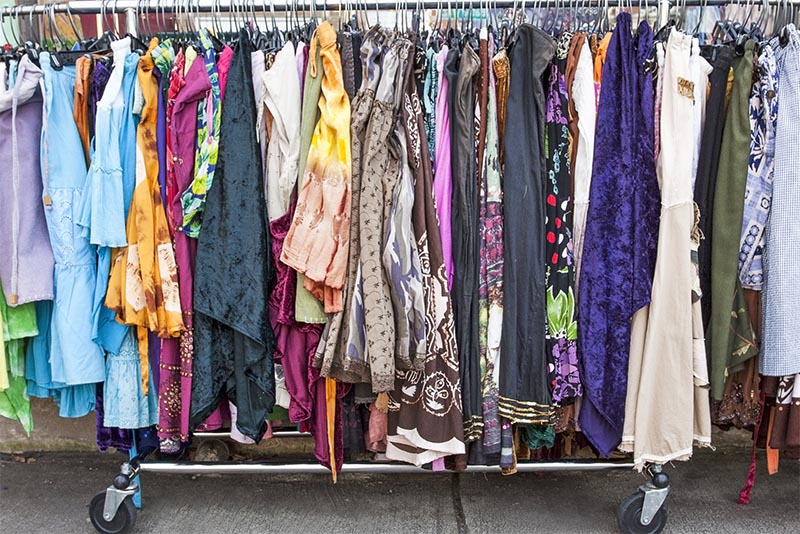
[193,430,308,438]
[1,0,797,17]
[140,460,635,474]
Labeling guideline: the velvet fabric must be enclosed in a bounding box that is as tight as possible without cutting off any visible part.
[577,15,660,457]
[190,33,276,442]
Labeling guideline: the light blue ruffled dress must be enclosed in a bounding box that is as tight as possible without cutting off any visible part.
[103,329,158,429]
[34,54,105,417]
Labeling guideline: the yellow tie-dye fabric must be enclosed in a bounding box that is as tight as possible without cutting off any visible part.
[281,22,352,314]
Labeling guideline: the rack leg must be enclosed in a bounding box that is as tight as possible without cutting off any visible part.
[129,443,142,509]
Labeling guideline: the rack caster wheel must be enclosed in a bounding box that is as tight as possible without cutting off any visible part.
[195,438,231,461]
[617,491,668,534]
[89,491,137,534]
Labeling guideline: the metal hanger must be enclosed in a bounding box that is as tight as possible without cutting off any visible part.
[690,0,707,37]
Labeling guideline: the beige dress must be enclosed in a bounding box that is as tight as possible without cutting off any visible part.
[620,30,711,470]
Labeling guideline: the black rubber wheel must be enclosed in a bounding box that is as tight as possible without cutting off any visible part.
[89,491,137,534]
[617,491,668,534]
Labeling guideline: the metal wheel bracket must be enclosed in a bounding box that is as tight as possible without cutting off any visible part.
[102,485,138,522]
[638,484,670,526]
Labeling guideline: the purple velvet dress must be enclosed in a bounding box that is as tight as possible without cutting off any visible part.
[577,14,660,457]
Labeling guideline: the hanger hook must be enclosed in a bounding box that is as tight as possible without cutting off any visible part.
[9,5,20,46]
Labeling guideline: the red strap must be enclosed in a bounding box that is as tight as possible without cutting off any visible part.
[738,383,767,505]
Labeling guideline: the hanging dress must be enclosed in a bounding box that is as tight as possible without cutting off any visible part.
[287,26,339,323]
[577,14,660,456]
[451,43,482,440]
[499,24,555,425]
[620,29,712,468]
[738,45,777,291]
[314,26,388,385]
[694,45,734,330]
[106,40,184,398]
[259,41,302,221]
[0,56,54,307]
[81,44,141,357]
[570,38,596,292]
[708,40,758,399]
[157,50,210,447]
[190,32,276,442]
[478,34,505,456]
[380,39,427,374]
[434,45,455,290]
[386,44,465,465]
[350,37,406,392]
[762,25,800,379]
[40,52,105,416]
[543,51,580,408]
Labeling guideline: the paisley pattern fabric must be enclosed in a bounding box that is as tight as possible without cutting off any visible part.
[478,37,504,454]
[387,48,465,466]
[179,30,224,238]
[739,45,778,290]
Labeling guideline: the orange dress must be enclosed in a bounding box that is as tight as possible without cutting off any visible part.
[106,39,184,394]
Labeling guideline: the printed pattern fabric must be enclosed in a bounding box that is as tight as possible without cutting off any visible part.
[105,40,184,396]
[478,39,504,454]
[739,45,778,290]
[355,40,406,392]
[386,47,465,466]
[179,29,223,238]
[424,47,438,166]
[281,22,352,314]
[383,95,427,373]
[164,50,186,231]
[544,59,581,405]
[313,26,388,385]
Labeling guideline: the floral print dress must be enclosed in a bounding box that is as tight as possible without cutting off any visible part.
[544,57,581,406]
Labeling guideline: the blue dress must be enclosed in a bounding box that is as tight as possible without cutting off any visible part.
[37,54,105,416]
[103,329,158,429]
[78,41,140,355]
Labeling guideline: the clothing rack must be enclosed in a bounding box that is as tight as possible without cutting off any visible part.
[2,0,797,25]
[2,1,789,533]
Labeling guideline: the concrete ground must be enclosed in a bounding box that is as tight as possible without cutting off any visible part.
[0,437,798,534]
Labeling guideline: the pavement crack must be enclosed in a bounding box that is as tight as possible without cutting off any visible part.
[450,473,468,534]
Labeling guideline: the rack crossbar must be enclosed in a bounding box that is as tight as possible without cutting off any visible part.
[139,460,635,474]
